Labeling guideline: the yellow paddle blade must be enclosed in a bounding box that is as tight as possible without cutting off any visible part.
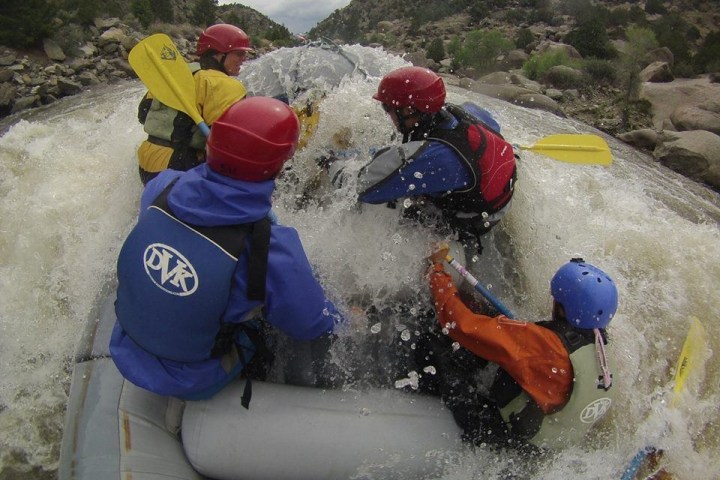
[293,99,321,150]
[671,317,706,407]
[519,134,613,166]
[129,34,207,133]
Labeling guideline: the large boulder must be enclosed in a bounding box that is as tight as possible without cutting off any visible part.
[669,104,720,135]
[654,130,720,189]
[639,61,674,82]
[640,76,720,130]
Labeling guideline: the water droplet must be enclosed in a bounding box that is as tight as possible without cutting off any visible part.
[370,322,382,334]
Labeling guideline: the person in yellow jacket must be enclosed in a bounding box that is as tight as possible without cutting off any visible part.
[136,24,252,185]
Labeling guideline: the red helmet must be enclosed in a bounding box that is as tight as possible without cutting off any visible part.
[196,24,253,55]
[373,66,446,113]
[206,97,300,182]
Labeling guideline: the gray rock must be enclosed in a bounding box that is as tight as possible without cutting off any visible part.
[618,129,659,150]
[670,104,720,135]
[43,38,66,62]
[11,95,39,113]
[0,54,17,66]
[654,130,720,189]
[639,61,674,83]
[57,78,83,96]
[0,69,14,82]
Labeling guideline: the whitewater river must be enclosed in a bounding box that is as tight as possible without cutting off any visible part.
[0,45,718,479]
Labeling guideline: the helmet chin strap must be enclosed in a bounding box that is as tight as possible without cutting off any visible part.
[594,328,613,390]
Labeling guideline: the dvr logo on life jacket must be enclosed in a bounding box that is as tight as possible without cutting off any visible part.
[579,397,612,424]
[143,243,198,296]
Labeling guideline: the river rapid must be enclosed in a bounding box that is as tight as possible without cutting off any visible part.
[0,45,718,479]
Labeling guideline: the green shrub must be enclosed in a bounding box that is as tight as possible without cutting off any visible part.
[694,31,720,74]
[542,66,585,89]
[523,49,581,80]
[503,9,526,24]
[515,28,534,51]
[455,29,513,74]
[564,18,618,59]
[426,38,445,63]
[0,0,58,48]
[645,0,667,15]
[447,36,461,57]
[582,58,617,85]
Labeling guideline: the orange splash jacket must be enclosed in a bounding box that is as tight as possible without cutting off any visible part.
[427,262,573,414]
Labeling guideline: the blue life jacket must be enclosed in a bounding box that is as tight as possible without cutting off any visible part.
[116,181,270,363]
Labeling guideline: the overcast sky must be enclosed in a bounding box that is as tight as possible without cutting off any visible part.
[218,0,352,35]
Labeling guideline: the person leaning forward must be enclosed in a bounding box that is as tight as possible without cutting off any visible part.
[354,66,517,255]
[111,97,345,403]
[418,248,618,451]
[136,24,252,185]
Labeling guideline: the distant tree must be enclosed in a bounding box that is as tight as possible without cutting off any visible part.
[131,0,153,28]
[426,38,445,63]
[651,14,692,65]
[225,11,242,28]
[515,28,534,51]
[526,0,554,24]
[565,18,617,59]
[64,0,100,26]
[456,29,513,73]
[694,30,720,74]
[644,0,667,15]
[617,26,658,129]
[151,0,174,23]
[193,0,218,27]
[0,0,58,48]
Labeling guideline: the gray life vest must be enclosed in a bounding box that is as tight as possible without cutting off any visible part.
[498,339,615,450]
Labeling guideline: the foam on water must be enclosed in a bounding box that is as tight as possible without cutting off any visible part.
[0,83,144,477]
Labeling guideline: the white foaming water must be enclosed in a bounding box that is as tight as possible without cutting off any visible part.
[0,45,718,479]
[0,83,144,478]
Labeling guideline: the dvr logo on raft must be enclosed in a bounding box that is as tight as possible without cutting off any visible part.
[143,243,198,296]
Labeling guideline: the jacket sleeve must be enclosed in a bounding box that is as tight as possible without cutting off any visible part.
[357,141,472,204]
[427,262,573,413]
[227,225,343,340]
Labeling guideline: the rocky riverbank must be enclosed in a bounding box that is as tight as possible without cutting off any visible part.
[1,17,719,192]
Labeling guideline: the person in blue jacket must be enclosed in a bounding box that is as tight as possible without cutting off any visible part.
[110,97,344,404]
[350,66,517,254]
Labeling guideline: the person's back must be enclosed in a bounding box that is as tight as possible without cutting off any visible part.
[112,97,344,401]
[136,24,252,185]
[357,66,517,253]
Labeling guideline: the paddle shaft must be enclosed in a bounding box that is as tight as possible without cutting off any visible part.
[444,255,515,319]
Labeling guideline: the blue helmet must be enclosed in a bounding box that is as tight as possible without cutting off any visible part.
[550,258,618,329]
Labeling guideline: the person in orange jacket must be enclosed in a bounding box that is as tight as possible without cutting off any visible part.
[418,247,618,451]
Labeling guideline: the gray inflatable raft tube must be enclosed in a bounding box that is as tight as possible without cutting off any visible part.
[183,379,463,480]
[60,357,463,480]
